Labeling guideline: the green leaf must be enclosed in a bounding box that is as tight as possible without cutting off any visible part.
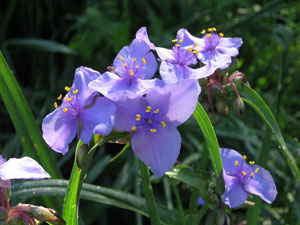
[240,84,300,181]
[193,102,223,176]
[11,180,183,225]
[0,51,62,208]
[4,39,76,54]
[166,166,210,192]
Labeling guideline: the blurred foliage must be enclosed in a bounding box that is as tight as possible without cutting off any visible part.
[1,0,300,224]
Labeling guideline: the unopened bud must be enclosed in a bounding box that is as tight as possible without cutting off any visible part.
[77,144,89,169]
[0,187,11,202]
[216,210,225,225]
[207,193,220,210]
[232,97,244,116]
[0,207,8,221]
[216,100,228,114]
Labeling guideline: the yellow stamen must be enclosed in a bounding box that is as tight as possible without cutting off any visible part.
[123,63,127,66]
[249,161,255,165]
[234,161,238,166]
[131,126,137,131]
[72,89,78,94]
[193,50,199,54]
[194,43,198,47]
[208,28,213,32]
[129,70,134,75]
[136,114,141,121]
[250,172,254,177]
[63,108,68,113]
[66,98,72,102]
[142,58,146,64]
[242,171,247,176]
[206,34,211,38]
[57,94,62,100]
[219,32,224,37]
[65,86,70,91]
[161,122,166,128]
[175,44,180,47]
[154,109,159,114]
[212,27,217,31]
[243,155,247,160]
[136,65,139,68]
[133,58,137,61]
[255,168,260,173]
[188,47,192,51]
[119,56,124,60]
[54,102,58,109]
[201,29,206,34]
[146,106,151,112]
[171,39,178,42]
[179,39,183,43]
[150,129,157,133]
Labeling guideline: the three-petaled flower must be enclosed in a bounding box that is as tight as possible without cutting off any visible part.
[221,148,277,208]
[156,28,216,84]
[180,28,242,72]
[42,66,116,154]
[0,155,50,188]
[89,31,162,101]
[113,79,200,177]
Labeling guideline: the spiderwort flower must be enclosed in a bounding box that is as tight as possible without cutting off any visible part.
[156,29,216,84]
[89,38,162,101]
[0,155,50,188]
[181,28,242,71]
[113,79,200,177]
[221,148,277,208]
[42,67,116,154]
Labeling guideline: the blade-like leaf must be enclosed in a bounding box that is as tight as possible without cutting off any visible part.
[4,39,76,55]
[0,51,62,208]
[11,179,184,225]
[193,102,223,176]
[240,84,300,181]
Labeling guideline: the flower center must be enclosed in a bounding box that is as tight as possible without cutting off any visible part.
[119,56,147,79]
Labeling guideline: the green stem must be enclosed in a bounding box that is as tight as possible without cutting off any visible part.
[191,205,208,225]
[138,160,161,225]
[62,136,103,225]
[172,182,186,225]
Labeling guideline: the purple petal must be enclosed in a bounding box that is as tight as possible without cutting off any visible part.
[131,124,181,177]
[243,166,277,204]
[129,78,164,94]
[114,46,131,76]
[189,64,217,79]
[129,39,151,59]
[219,37,243,49]
[79,97,116,143]
[222,170,248,208]
[88,72,127,96]
[42,109,78,154]
[176,28,196,47]
[0,157,50,180]
[139,52,157,79]
[159,62,192,84]
[146,79,200,127]
[197,197,205,206]
[156,47,174,61]
[135,27,155,50]
[113,94,147,132]
[74,66,100,107]
[217,46,239,58]
[220,148,245,176]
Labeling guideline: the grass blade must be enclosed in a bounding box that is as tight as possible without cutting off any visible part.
[193,102,223,176]
[240,84,300,181]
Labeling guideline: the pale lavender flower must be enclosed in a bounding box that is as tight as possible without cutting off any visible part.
[156,29,216,84]
[113,79,200,177]
[42,67,116,154]
[180,28,242,71]
[89,37,162,101]
[221,148,277,208]
[0,155,50,188]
